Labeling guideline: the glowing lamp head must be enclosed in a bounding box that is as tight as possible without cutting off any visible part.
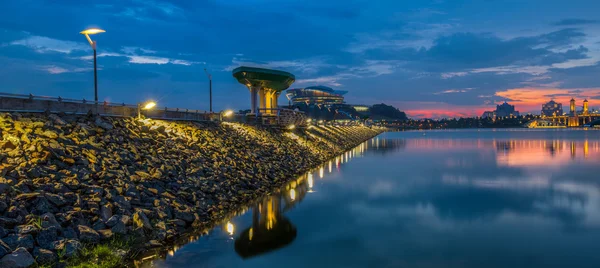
[223,110,234,117]
[80,28,106,35]
[143,101,156,110]
[287,124,295,130]
[226,221,234,236]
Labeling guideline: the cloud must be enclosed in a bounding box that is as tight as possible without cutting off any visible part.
[552,19,599,26]
[80,52,200,66]
[40,65,92,74]
[224,57,332,74]
[10,35,88,54]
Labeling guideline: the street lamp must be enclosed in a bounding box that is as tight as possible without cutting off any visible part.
[80,28,105,102]
[204,68,212,113]
[138,101,157,119]
[220,109,234,121]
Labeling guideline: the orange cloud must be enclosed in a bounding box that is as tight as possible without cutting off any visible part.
[495,87,600,113]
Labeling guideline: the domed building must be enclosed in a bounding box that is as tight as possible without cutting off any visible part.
[285,86,347,106]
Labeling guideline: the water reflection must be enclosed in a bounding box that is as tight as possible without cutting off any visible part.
[138,139,367,267]
[142,130,600,268]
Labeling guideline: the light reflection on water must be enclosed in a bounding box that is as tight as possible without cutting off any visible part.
[141,129,600,268]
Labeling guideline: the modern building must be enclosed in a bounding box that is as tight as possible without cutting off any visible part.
[285,86,347,106]
[541,100,563,116]
[495,102,519,117]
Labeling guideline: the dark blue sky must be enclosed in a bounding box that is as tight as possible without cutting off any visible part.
[1,0,599,118]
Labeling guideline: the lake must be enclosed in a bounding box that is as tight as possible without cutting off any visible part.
[141,128,600,268]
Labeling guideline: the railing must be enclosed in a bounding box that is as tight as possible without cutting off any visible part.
[257,108,307,127]
[0,92,217,121]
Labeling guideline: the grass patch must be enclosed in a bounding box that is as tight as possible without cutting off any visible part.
[63,236,135,268]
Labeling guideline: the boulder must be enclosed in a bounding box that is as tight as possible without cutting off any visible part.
[52,239,81,258]
[0,239,10,258]
[133,211,152,230]
[36,227,58,249]
[32,247,56,265]
[0,247,36,268]
[76,225,100,244]
[3,234,34,251]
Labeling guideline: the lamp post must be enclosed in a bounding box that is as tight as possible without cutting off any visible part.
[80,28,105,102]
[220,109,234,121]
[204,68,212,113]
[138,101,157,119]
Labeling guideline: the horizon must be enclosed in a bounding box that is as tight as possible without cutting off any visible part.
[1,0,600,119]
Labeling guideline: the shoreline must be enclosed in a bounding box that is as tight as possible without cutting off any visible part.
[131,140,372,266]
[0,112,382,267]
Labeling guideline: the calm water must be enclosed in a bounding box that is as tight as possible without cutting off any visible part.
[143,129,600,268]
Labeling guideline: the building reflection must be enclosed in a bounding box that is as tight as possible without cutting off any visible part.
[232,140,368,258]
[133,139,372,267]
[370,137,406,154]
[400,138,599,167]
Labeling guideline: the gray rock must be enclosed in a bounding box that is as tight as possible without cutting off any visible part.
[15,225,37,235]
[111,222,127,235]
[61,227,77,240]
[45,194,67,207]
[0,217,20,228]
[105,215,119,227]
[95,118,113,130]
[52,239,81,258]
[100,203,112,222]
[0,239,10,258]
[36,227,58,249]
[3,234,34,251]
[133,211,152,230]
[0,247,36,268]
[97,229,113,240]
[49,114,67,125]
[174,209,195,223]
[76,225,100,244]
[33,247,56,265]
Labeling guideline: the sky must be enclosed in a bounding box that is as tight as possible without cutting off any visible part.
[1,0,600,118]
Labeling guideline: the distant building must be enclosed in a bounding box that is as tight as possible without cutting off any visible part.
[541,100,563,116]
[495,102,519,117]
[481,111,496,119]
[351,104,370,113]
[285,86,347,106]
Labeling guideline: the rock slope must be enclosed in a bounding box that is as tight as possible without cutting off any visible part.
[0,113,381,266]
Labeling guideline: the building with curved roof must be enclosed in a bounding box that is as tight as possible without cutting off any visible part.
[285,86,347,106]
[541,100,563,116]
[232,66,295,115]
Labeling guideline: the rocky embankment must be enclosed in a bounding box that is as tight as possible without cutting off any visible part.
[0,113,381,267]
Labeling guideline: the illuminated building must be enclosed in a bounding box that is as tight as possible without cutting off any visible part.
[495,102,519,117]
[541,100,563,117]
[352,104,370,112]
[285,86,347,106]
[232,66,295,115]
[583,99,589,115]
[570,98,576,116]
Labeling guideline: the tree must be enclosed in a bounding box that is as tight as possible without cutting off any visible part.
[369,103,408,120]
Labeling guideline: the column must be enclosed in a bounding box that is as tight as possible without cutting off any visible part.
[258,89,266,115]
[272,92,279,111]
[250,86,258,114]
[264,91,271,114]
